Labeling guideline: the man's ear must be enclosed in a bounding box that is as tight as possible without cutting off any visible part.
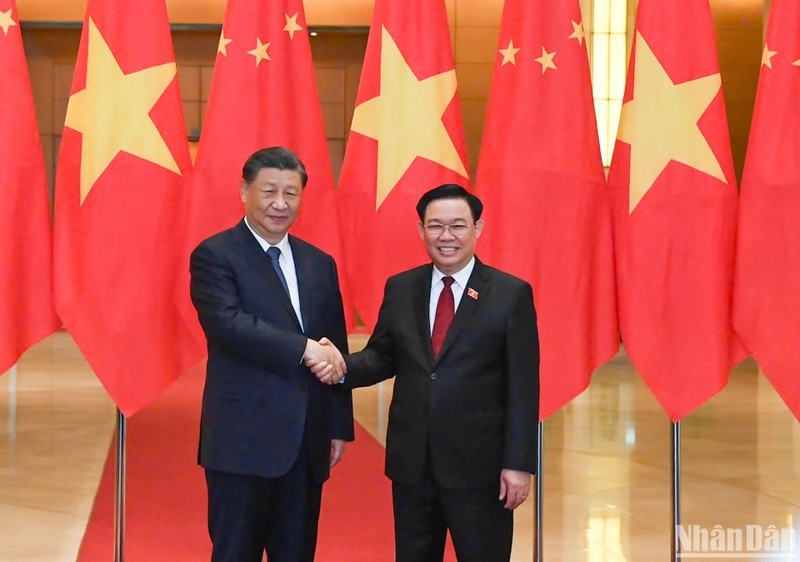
[240,180,247,203]
[475,219,485,238]
[417,221,426,241]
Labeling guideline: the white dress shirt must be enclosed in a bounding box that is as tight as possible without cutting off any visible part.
[428,256,475,335]
[244,217,304,331]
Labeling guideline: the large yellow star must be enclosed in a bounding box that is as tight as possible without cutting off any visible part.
[350,26,467,210]
[283,13,303,41]
[569,21,585,46]
[499,39,521,66]
[534,46,557,74]
[761,43,777,68]
[218,31,233,57]
[64,18,180,204]
[617,32,726,214]
[247,38,271,66]
[0,9,17,36]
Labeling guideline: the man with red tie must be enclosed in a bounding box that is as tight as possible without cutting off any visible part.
[313,184,540,562]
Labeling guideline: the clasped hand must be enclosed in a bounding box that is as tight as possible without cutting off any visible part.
[303,337,346,384]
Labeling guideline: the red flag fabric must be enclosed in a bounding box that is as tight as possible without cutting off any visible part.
[474,0,618,420]
[178,0,353,341]
[54,0,196,415]
[0,0,59,374]
[734,0,800,421]
[607,0,745,421]
[337,0,470,330]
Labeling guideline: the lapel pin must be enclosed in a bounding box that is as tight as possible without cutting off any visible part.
[467,288,479,300]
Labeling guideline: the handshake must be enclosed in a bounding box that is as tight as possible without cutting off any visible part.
[303,338,346,385]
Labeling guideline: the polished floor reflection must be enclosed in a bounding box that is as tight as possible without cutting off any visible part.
[2,332,799,561]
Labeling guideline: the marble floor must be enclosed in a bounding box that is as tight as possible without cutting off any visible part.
[1,332,799,561]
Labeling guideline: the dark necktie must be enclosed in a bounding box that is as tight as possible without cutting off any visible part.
[266,246,290,296]
[431,276,455,358]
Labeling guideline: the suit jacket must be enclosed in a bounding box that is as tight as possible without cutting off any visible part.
[345,258,539,489]
[190,220,354,483]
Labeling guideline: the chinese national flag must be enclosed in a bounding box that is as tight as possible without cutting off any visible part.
[337,0,470,329]
[0,0,59,374]
[474,0,618,420]
[607,0,745,421]
[178,0,353,339]
[54,0,196,415]
[734,0,800,421]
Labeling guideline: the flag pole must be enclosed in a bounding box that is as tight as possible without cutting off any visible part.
[115,408,127,562]
[671,421,681,562]
[534,419,543,562]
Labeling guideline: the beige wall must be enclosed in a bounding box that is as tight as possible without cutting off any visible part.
[452,0,504,179]
[710,0,762,181]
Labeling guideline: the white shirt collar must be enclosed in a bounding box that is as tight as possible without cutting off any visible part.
[431,256,475,289]
[244,216,292,256]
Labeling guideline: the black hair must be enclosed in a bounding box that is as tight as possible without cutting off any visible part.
[415,184,483,221]
[242,146,308,187]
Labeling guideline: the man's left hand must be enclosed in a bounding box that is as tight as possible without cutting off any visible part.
[330,439,347,468]
[499,469,531,510]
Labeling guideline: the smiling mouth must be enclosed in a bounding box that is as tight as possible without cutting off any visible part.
[437,247,459,254]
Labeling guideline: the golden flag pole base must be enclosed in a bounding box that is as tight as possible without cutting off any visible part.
[114,409,127,562]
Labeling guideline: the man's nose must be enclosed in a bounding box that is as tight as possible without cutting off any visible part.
[272,194,288,209]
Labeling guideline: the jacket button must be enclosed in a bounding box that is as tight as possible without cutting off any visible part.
[430,372,438,380]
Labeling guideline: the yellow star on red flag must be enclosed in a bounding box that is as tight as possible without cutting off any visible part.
[283,13,303,40]
[350,26,467,209]
[761,43,777,68]
[0,8,17,36]
[499,39,521,66]
[617,32,726,213]
[569,21,585,46]
[535,46,557,74]
[64,18,181,204]
[247,38,271,66]
[218,31,233,56]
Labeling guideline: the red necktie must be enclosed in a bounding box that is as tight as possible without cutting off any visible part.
[431,276,455,358]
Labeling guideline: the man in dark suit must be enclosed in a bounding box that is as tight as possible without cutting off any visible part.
[312,184,539,562]
[190,147,353,562]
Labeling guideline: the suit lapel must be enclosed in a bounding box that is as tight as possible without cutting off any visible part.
[413,265,435,366]
[233,221,300,330]
[290,236,312,335]
[433,258,488,366]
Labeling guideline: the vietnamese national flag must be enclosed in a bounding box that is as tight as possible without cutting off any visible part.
[178,0,353,340]
[607,0,745,421]
[54,0,196,415]
[474,0,618,420]
[734,0,800,421]
[0,0,59,374]
[337,0,470,330]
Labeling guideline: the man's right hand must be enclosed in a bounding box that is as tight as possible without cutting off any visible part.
[303,338,346,384]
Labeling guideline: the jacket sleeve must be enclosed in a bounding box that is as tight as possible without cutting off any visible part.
[502,281,540,473]
[189,241,308,375]
[344,279,396,389]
